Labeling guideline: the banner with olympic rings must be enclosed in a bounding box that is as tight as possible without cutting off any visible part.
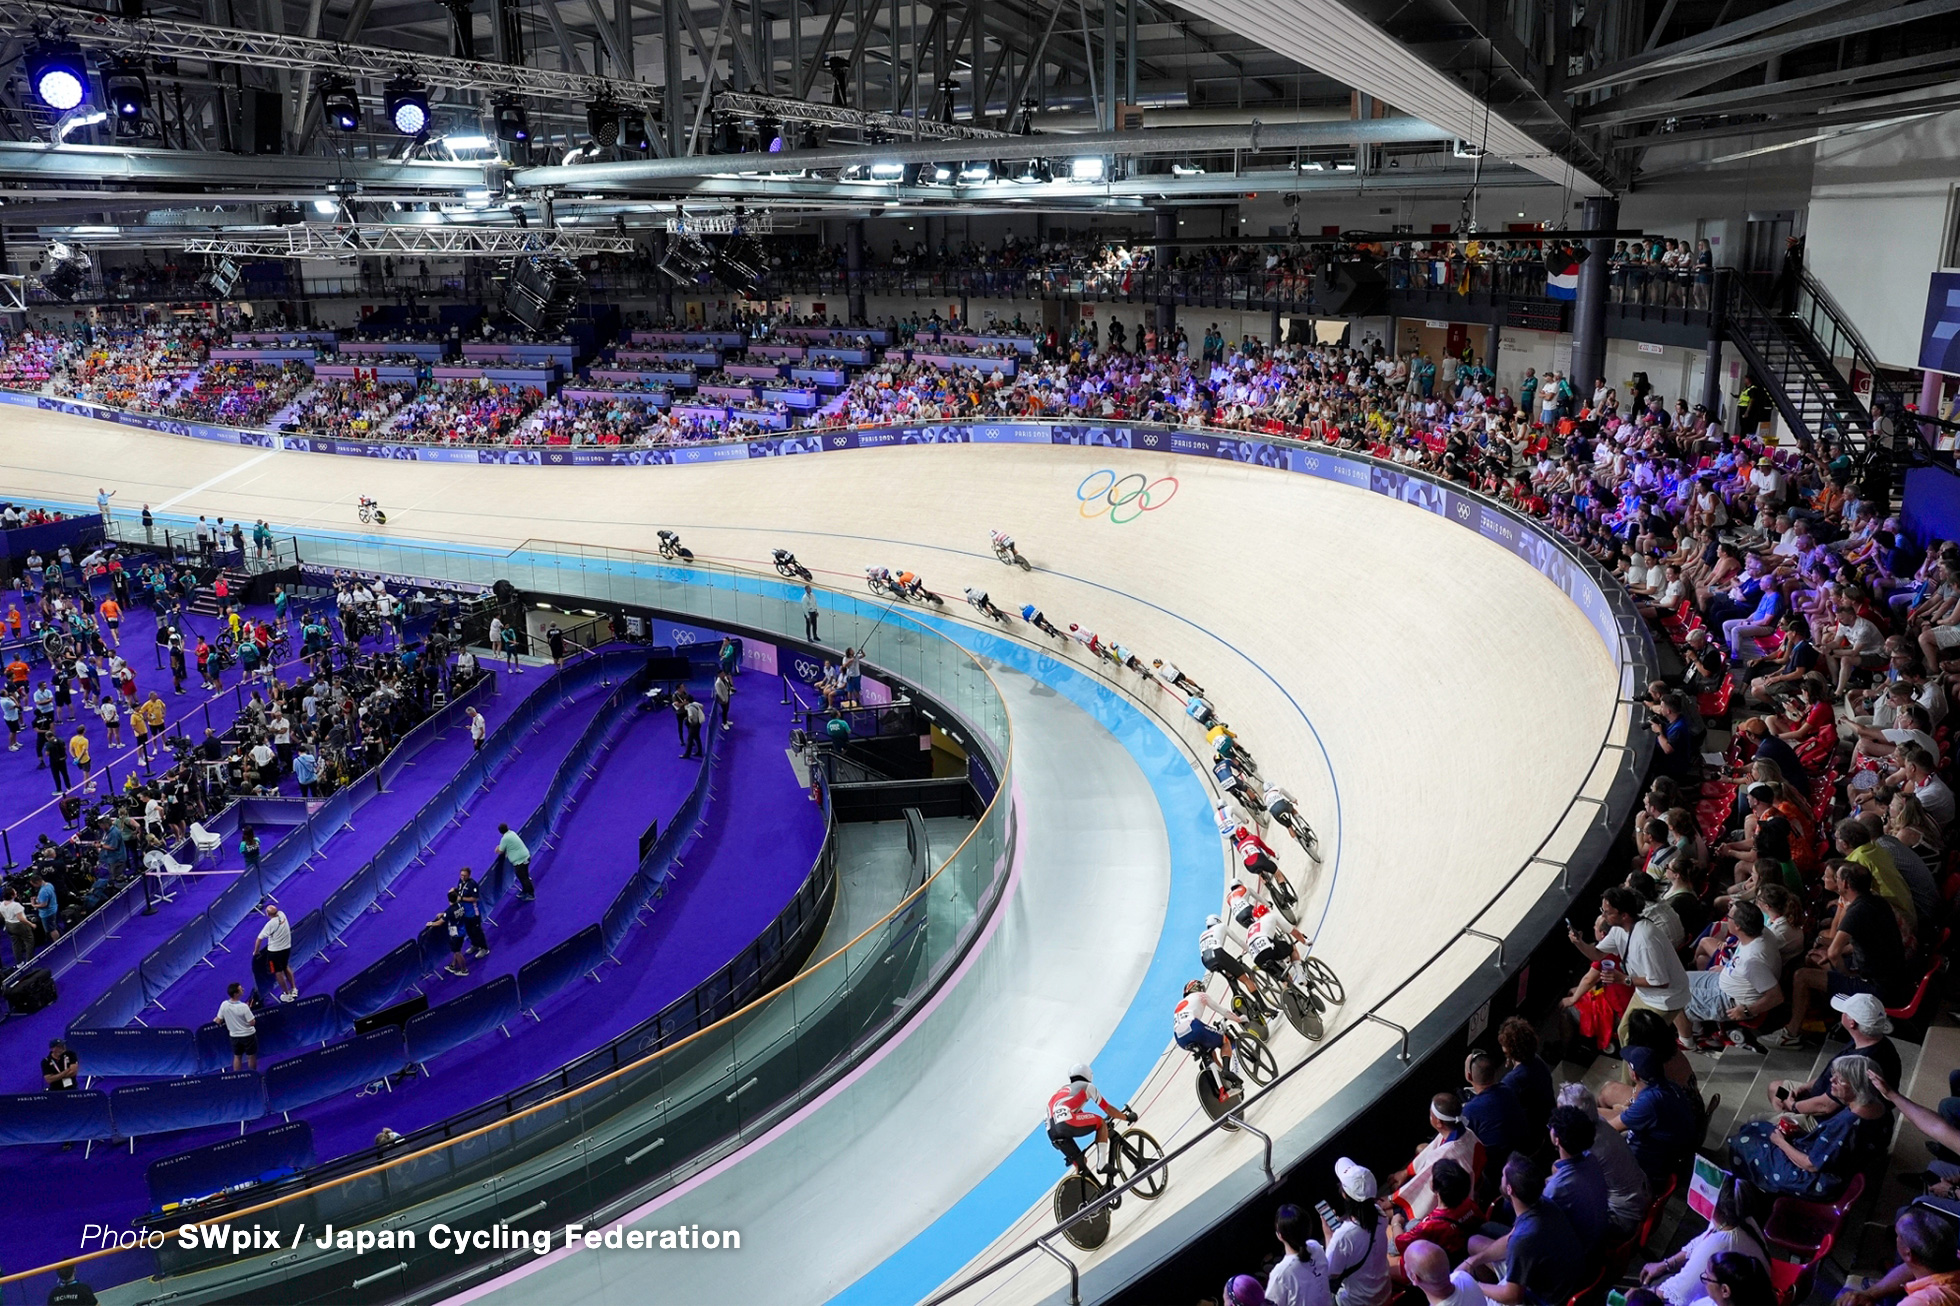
[1075,468,1180,525]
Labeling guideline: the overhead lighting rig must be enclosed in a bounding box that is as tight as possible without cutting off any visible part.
[714,92,1012,143]
[181,226,637,258]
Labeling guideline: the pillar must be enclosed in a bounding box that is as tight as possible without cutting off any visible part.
[663,0,685,157]
[654,231,674,323]
[1484,321,1501,382]
[1921,368,1947,420]
[1269,301,1280,352]
[1569,193,1617,401]
[1702,267,1728,421]
[847,219,866,324]
[1153,207,1176,335]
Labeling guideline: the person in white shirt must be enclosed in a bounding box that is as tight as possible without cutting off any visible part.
[216,981,259,1070]
[1572,884,1691,1042]
[255,903,299,1002]
[1392,1093,1481,1219]
[467,706,487,752]
[1266,1203,1334,1306]
[1323,1158,1392,1306]
[1684,902,1783,1032]
[1402,1240,1486,1306]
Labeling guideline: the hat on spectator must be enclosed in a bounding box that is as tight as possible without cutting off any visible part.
[1223,1275,1269,1306]
[1830,992,1893,1034]
[1624,1045,1664,1083]
[1747,783,1777,803]
[1335,1156,1377,1200]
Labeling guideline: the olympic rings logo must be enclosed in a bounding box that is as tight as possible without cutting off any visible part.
[1076,469,1179,525]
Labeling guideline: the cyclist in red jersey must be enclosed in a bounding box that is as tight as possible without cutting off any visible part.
[1047,1063,1133,1178]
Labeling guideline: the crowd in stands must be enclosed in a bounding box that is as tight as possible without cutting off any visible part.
[2,550,475,970]
[156,361,313,428]
[57,327,212,410]
[285,377,419,438]
[0,331,77,392]
[384,380,546,444]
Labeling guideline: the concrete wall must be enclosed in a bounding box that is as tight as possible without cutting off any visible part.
[1804,90,1960,368]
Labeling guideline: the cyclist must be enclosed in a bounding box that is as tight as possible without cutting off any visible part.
[963,586,1006,622]
[1262,781,1303,829]
[896,570,936,601]
[772,548,806,575]
[1112,643,1150,675]
[1200,913,1265,1009]
[1227,881,1261,928]
[990,529,1020,561]
[866,565,893,592]
[1207,721,1243,763]
[1246,904,1308,981]
[1151,657,1206,697]
[657,529,684,553]
[1174,978,1243,1089]
[1021,602,1063,638]
[1214,752,1259,811]
[1047,1063,1133,1179]
[1232,824,1282,880]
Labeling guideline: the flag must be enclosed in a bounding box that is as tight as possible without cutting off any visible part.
[1687,1154,1730,1220]
[1545,256,1581,300]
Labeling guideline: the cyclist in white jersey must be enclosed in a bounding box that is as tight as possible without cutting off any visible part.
[1247,904,1308,979]
[1046,1062,1133,1177]
[1174,979,1242,1085]
[1200,913,1263,1007]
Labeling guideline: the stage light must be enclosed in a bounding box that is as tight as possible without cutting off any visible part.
[320,76,361,132]
[869,160,905,180]
[445,133,491,151]
[493,97,529,143]
[957,160,994,183]
[28,42,89,112]
[1069,156,1105,182]
[385,76,430,135]
[313,198,339,215]
[103,58,148,120]
[1171,162,1205,176]
[1013,158,1051,183]
[586,98,621,146]
[928,162,954,183]
[54,107,108,142]
[620,111,651,152]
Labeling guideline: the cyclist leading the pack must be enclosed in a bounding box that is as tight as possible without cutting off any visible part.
[991,529,1018,556]
[1262,782,1302,827]
[1047,1063,1133,1178]
[1174,979,1242,1087]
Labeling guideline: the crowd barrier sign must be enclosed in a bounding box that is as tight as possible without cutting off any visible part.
[264,1027,407,1116]
[109,1071,265,1142]
[146,1121,316,1212]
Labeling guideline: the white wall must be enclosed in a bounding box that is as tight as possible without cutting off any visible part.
[1804,89,1960,368]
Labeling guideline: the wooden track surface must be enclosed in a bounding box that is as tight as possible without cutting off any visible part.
[0,413,1620,1303]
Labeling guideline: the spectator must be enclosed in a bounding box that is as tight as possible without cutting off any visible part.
[1729,1053,1890,1198]
[1402,1240,1485,1306]
[46,1264,97,1306]
[42,1037,78,1090]
[1636,1176,1768,1305]
[494,822,535,900]
[2,886,37,963]
[1543,1105,1611,1254]
[1461,1049,1528,1198]
[1390,1092,1481,1220]
[1834,1206,1960,1306]
[216,981,258,1071]
[1683,901,1783,1041]
[1497,1017,1555,1135]
[1465,1153,1578,1306]
[455,866,490,958]
[1611,1045,1699,1184]
[1388,1158,1478,1274]
[1265,1203,1333,1306]
[1558,1083,1649,1236]
[1774,862,1903,1046]
[255,902,298,1003]
[1322,1158,1391,1306]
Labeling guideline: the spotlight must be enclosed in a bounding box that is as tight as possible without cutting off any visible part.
[957,160,995,183]
[713,114,740,153]
[1013,158,1051,183]
[320,75,361,133]
[313,198,339,215]
[27,42,89,112]
[385,75,429,135]
[1069,156,1105,182]
[37,240,91,302]
[826,54,852,107]
[103,58,148,121]
[936,77,959,124]
[869,160,905,180]
[620,110,651,152]
[493,97,530,143]
[928,162,955,184]
[586,97,620,146]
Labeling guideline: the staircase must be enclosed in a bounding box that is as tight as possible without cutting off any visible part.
[1722,267,1926,505]
[189,565,252,617]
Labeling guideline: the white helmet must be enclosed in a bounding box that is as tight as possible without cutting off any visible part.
[1068,1062,1093,1082]
[1206,914,1222,927]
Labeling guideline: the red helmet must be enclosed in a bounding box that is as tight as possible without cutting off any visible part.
[1250,904,1270,920]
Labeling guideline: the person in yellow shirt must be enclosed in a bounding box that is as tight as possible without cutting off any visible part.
[68,728,92,792]
[1836,819,1915,935]
[142,692,166,736]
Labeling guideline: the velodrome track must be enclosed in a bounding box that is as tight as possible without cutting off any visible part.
[0,412,1626,1305]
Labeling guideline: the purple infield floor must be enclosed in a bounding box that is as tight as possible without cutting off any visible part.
[0,667,824,1284]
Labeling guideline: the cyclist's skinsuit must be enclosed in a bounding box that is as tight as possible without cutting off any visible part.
[1173,988,1235,1053]
[1047,1076,1118,1168]
[964,588,990,609]
[1248,907,1297,976]
[1200,918,1253,984]
[1233,828,1281,880]
[992,531,1016,551]
[1021,603,1045,625]
[1263,784,1300,823]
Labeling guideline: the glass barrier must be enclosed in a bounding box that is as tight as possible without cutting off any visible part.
[0,543,1011,1306]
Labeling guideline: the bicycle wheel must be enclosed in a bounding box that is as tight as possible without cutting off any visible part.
[1194,1065,1243,1128]
[1252,966,1285,1011]
[1298,823,1322,864]
[1115,1128,1167,1200]
[1053,1173,1112,1251]
[1231,993,1271,1043]
[1016,553,1032,572]
[1235,1032,1278,1086]
[1303,955,1345,1005]
[1281,987,1325,1041]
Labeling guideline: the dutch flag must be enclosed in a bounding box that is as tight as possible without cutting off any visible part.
[1545,256,1581,301]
